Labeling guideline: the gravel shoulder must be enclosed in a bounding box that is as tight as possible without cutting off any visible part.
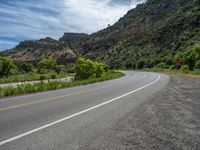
[83,75,200,150]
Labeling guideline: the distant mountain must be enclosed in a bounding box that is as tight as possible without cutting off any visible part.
[59,33,88,44]
[1,37,76,64]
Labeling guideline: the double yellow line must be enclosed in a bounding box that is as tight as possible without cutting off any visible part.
[0,86,108,112]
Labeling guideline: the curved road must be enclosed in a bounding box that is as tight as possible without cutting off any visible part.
[0,71,169,150]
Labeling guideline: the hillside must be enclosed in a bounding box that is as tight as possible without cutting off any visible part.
[1,0,200,69]
[1,37,76,64]
[73,0,200,69]
[59,33,88,44]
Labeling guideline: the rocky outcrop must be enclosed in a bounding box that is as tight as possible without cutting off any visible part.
[1,37,77,64]
[59,33,88,44]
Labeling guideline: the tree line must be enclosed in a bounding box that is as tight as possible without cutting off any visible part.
[0,57,110,80]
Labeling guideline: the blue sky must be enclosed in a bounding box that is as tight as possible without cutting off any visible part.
[0,0,146,51]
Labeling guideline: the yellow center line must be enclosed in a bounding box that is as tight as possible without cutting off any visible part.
[0,86,109,112]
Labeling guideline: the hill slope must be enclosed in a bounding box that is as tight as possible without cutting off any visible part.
[75,0,200,69]
[59,33,88,44]
[1,0,200,68]
[1,37,76,64]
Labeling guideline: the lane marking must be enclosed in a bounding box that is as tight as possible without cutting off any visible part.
[0,86,109,112]
[0,74,160,146]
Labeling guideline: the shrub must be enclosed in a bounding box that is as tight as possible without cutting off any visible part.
[180,65,189,73]
[19,63,33,73]
[54,65,65,74]
[0,71,123,98]
[40,75,46,81]
[39,58,57,70]
[156,63,169,69]
[94,62,105,77]
[192,69,200,75]
[74,57,109,80]
[0,57,16,77]
[175,44,200,70]
[169,65,176,70]
[103,64,110,72]
[51,74,57,79]
[195,60,200,69]
[74,57,95,80]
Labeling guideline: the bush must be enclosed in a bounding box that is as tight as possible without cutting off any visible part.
[103,64,109,72]
[195,60,200,69]
[74,58,109,80]
[40,75,46,81]
[54,65,65,74]
[175,44,200,70]
[0,57,16,77]
[74,57,95,80]
[39,58,57,70]
[169,65,176,70]
[94,62,105,77]
[180,65,189,73]
[156,63,169,69]
[19,63,33,73]
[192,69,200,75]
[51,74,57,79]
[0,71,123,98]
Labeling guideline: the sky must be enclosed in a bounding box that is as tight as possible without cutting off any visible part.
[0,0,146,51]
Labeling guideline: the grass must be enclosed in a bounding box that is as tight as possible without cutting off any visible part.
[0,72,70,84]
[142,68,200,78]
[0,71,124,98]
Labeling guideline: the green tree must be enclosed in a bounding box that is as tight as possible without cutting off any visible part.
[54,65,65,74]
[136,60,145,69]
[195,60,200,69]
[180,65,189,73]
[156,63,169,69]
[94,62,104,77]
[74,57,95,80]
[103,64,110,72]
[175,44,200,70]
[19,63,33,73]
[74,58,108,80]
[0,57,16,77]
[39,58,56,70]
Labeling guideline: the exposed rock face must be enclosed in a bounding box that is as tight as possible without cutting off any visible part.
[59,33,88,44]
[1,37,77,64]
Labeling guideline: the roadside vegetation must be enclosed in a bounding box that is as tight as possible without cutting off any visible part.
[139,44,200,76]
[0,57,123,98]
[0,57,70,84]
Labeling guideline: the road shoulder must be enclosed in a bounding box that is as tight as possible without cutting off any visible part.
[84,75,200,149]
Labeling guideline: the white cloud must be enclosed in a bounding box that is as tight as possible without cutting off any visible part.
[62,0,146,33]
[0,0,146,50]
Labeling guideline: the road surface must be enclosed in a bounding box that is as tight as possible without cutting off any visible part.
[0,71,169,150]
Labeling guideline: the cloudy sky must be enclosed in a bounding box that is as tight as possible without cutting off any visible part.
[0,0,146,50]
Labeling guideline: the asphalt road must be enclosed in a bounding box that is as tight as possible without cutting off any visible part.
[0,71,169,150]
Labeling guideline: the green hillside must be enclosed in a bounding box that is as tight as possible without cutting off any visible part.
[76,0,200,69]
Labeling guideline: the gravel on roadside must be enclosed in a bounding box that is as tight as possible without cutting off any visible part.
[84,76,200,150]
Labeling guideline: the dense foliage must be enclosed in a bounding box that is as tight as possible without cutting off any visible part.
[74,57,109,80]
[18,63,33,73]
[39,57,56,70]
[68,0,200,70]
[0,57,16,77]
[175,44,200,70]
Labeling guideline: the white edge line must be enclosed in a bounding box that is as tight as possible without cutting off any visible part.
[0,74,161,146]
